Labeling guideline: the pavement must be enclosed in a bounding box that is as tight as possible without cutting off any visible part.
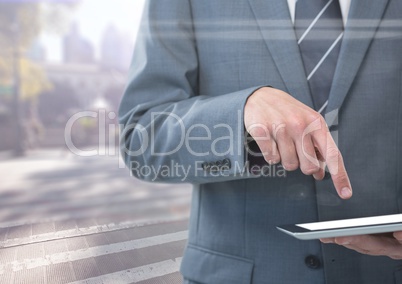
[0,149,192,284]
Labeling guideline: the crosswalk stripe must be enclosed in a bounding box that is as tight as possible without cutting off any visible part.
[0,195,190,229]
[68,257,183,284]
[0,194,190,222]
[0,230,188,273]
[0,215,189,248]
[0,186,188,207]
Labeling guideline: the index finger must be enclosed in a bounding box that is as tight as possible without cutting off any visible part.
[312,130,352,199]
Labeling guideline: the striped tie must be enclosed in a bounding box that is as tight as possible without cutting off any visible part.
[295,0,344,113]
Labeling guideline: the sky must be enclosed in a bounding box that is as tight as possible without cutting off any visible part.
[40,0,145,62]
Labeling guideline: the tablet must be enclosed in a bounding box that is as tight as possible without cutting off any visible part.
[276,213,402,240]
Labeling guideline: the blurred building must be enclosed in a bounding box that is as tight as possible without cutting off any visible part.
[63,23,95,64]
[40,62,125,111]
[36,62,125,148]
[100,24,133,71]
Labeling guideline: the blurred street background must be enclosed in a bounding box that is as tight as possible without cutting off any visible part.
[0,1,191,283]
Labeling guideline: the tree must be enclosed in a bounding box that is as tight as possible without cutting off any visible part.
[0,2,79,99]
[0,1,79,152]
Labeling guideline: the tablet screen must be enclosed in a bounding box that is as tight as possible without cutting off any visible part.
[296,213,402,231]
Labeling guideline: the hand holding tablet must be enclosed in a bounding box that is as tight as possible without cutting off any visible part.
[277,213,402,240]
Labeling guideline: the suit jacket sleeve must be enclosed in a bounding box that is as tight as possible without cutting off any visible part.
[119,0,266,183]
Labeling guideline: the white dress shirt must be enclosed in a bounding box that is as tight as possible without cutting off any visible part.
[287,0,351,26]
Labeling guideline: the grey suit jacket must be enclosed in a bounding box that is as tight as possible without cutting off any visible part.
[119,0,402,283]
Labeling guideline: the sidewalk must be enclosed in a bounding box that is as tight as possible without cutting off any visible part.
[0,149,191,284]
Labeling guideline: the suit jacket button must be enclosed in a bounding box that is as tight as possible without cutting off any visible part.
[222,158,231,169]
[201,162,210,171]
[209,162,219,172]
[305,255,321,269]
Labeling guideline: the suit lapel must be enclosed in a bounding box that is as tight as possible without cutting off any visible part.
[247,0,314,108]
[318,1,391,226]
[326,0,390,117]
[247,0,390,119]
